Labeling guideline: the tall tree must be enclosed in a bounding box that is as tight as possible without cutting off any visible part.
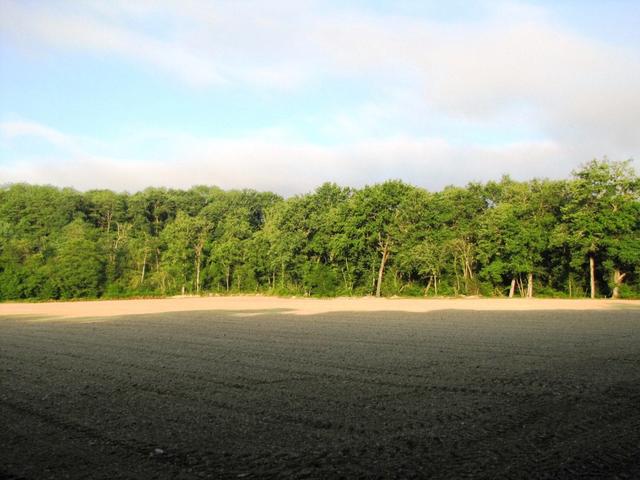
[341,181,414,297]
[160,212,211,295]
[52,219,104,299]
[477,179,554,297]
[560,159,638,298]
[209,208,251,291]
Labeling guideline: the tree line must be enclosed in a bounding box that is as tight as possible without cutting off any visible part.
[1,159,638,301]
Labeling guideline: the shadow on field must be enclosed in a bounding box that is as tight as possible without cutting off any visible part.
[14,308,294,324]
[1,309,639,479]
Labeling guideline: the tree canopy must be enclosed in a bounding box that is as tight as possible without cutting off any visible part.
[1,159,638,300]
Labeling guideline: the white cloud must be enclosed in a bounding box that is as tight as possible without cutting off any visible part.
[1,120,75,150]
[303,4,640,152]
[3,1,638,143]
[0,1,226,87]
[1,120,569,194]
[1,1,638,186]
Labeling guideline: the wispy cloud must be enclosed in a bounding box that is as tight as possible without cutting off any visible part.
[3,1,638,144]
[1,120,75,150]
[1,1,638,190]
[0,1,226,87]
[1,119,567,194]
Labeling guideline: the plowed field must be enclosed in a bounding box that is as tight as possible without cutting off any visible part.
[2,308,640,479]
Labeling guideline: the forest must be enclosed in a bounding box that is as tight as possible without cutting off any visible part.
[0,159,638,301]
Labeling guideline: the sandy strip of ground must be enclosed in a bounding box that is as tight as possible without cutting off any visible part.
[1,295,639,319]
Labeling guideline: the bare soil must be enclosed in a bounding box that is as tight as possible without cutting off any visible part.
[1,295,638,319]
[1,304,640,479]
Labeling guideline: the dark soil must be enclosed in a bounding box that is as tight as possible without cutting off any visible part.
[1,309,639,479]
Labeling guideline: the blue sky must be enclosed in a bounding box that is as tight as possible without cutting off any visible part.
[1,0,638,194]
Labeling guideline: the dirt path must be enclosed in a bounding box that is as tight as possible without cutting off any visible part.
[1,295,639,319]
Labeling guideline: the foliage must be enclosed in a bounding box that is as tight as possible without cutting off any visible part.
[1,159,638,300]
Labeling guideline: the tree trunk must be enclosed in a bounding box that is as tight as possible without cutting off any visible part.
[195,254,201,294]
[453,255,461,295]
[342,259,353,293]
[375,241,390,298]
[568,276,572,298]
[465,259,474,280]
[434,274,438,296]
[526,272,533,298]
[194,238,204,294]
[159,272,166,294]
[589,254,596,299]
[226,268,230,292]
[612,268,626,299]
[509,278,516,298]
[281,261,285,289]
[424,277,433,297]
[140,250,147,285]
[371,266,377,293]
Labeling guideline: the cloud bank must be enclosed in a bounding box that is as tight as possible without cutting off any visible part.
[2,120,565,194]
[0,0,638,193]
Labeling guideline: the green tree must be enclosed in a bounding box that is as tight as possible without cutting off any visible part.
[160,212,211,294]
[258,199,307,292]
[209,208,252,291]
[560,159,638,298]
[52,219,104,298]
[432,184,488,295]
[340,181,414,297]
[477,179,554,297]
[1,171,637,301]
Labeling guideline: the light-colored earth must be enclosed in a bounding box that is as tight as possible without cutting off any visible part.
[1,295,639,319]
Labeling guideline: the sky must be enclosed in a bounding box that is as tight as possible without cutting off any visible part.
[1,0,639,195]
